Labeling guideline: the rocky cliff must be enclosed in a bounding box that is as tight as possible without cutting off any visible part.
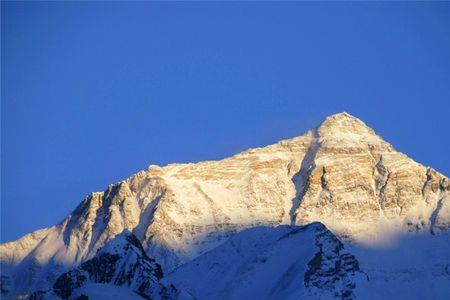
[1,112,449,298]
[28,230,192,300]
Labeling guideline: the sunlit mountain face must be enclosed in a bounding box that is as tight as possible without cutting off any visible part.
[1,113,449,299]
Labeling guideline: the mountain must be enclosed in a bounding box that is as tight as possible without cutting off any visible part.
[28,231,192,300]
[1,112,449,299]
[165,222,366,300]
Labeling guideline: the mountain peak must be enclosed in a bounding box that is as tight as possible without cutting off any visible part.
[98,229,143,256]
[327,111,355,119]
[316,112,376,139]
[37,229,189,300]
[1,112,449,299]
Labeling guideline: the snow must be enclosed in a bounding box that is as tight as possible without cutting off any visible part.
[72,283,143,300]
[165,226,314,300]
[166,223,364,300]
[350,232,450,300]
[1,112,449,298]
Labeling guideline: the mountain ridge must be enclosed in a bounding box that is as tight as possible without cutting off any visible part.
[165,222,366,300]
[1,112,449,298]
[29,230,194,300]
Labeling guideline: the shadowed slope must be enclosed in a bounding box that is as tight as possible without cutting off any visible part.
[1,112,448,297]
[166,223,366,300]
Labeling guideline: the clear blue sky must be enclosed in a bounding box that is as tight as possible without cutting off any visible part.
[2,2,450,242]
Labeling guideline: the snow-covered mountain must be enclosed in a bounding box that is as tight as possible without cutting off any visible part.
[166,222,366,300]
[1,112,449,299]
[28,230,193,300]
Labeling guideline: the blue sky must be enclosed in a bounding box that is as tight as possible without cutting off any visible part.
[2,2,450,242]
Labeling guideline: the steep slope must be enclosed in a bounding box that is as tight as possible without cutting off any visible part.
[1,123,314,295]
[29,230,192,300]
[291,113,450,244]
[1,112,449,296]
[166,222,366,300]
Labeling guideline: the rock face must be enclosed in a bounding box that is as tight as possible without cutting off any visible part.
[166,223,366,300]
[30,230,190,300]
[291,113,449,243]
[1,112,449,297]
[303,224,363,300]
